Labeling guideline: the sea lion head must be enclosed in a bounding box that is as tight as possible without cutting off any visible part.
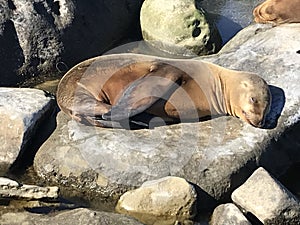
[253,0,279,24]
[233,74,271,128]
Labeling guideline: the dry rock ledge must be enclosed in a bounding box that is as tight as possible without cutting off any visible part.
[34,23,300,207]
[0,177,58,199]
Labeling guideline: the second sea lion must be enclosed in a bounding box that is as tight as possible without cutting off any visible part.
[253,0,300,25]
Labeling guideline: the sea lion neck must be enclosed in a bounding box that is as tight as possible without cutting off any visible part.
[206,63,231,116]
[217,69,237,117]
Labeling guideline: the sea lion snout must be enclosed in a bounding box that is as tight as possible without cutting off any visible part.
[232,75,271,128]
[256,120,265,128]
[246,112,267,128]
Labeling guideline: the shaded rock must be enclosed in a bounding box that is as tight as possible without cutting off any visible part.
[0,88,55,173]
[116,176,197,225]
[1,199,77,215]
[232,167,300,225]
[34,24,300,208]
[0,177,58,199]
[210,203,251,225]
[140,0,222,56]
[0,208,143,225]
[0,0,143,86]
[279,162,300,200]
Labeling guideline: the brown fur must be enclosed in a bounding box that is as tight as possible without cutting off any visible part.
[57,54,271,128]
[253,0,300,24]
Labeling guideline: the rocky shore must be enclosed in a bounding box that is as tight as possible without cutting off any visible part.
[0,0,300,224]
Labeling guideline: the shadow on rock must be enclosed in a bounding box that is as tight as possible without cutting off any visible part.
[189,182,218,223]
[0,20,24,86]
[102,113,212,130]
[265,85,285,129]
[8,94,59,176]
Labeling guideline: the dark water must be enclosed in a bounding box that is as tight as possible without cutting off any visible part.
[199,0,263,44]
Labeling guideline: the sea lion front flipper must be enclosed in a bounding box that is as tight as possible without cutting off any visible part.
[66,87,113,127]
[102,63,183,121]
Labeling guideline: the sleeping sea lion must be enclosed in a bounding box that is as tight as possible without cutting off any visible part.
[253,0,300,24]
[56,53,271,128]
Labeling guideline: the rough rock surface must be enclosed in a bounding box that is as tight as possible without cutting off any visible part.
[0,87,55,173]
[0,0,143,86]
[140,0,222,56]
[0,177,58,199]
[0,208,143,225]
[210,203,251,225]
[232,167,300,225]
[34,24,300,207]
[116,176,197,225]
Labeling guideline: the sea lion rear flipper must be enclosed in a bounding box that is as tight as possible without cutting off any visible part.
[102,63,183,121]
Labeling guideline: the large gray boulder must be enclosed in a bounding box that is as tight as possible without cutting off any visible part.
[0,88,55,173]
[140,0,222,56]
[0,0,143,86]
[34,23,300,209]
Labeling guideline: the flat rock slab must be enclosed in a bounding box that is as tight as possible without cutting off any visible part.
[0,177,58,199]
[0,208,143,225]
[0,88,55,173]
[232,167,300,225]
[34,24,300,206]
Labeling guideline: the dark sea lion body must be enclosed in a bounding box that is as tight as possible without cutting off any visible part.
[57,53,271,128]
[253,0,300,25]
